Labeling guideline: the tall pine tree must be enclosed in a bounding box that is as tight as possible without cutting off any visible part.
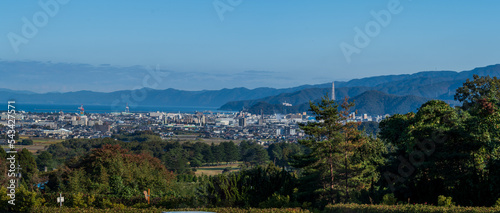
[293,95,383,206]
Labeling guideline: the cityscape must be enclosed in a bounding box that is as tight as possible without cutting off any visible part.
[0,102,386,144]
[1,1,500,212]
[0,83,387,145]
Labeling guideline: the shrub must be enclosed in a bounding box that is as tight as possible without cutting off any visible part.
[259,193,291,208]
[325,203,500,213]
[494,198,500,207]
[96,197,113,209]
[0,187,13,212]
[21,139,33,145]
[33,207,311,213]
[381,193,397,205]
[112,203,126,209]
[11,185,45,212]
[87,194,96,207]
[70,192,87,208]
[437,195,454,207]
[131,202,150,209]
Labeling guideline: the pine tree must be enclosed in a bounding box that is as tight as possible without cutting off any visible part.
[293,95,382,205]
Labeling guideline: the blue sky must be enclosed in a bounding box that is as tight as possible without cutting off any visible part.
[1,0,499,92]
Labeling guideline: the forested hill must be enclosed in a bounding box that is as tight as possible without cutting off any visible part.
[242,90,430,115]
[0,62,498,110]
[220,65,500,113]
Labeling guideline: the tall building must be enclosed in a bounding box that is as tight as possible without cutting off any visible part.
[78,104,84,116]
[238,117,246,127]
[332,82,335,101]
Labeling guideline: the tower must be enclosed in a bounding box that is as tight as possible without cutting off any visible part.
[331,82,335,101]
[78,104,84,116]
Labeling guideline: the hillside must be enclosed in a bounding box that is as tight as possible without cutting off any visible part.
[220,65,500,113]
[0,86,318,107]
[1,63,499,114]
[245,90,430,115]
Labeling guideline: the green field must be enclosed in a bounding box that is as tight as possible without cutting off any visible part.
[2,137,63,154]
[195,162,242,176]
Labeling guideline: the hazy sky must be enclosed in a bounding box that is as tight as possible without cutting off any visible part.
[1,0,499,92]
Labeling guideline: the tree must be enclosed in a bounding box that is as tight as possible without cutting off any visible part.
[454,75,500,205]
[199,163,297,207]
[222,141,239,163]
[268,143,304,168]
[163,147,190,174]
[0,147,6,159]
[54,144,176,197]
[211,143,224,165]
[378,99,495,206]
[292,96,383,205]
[18,148,38,189]
[201,144,215,165]
[455,74,500,111]
[240,141,269,165]
[36,151,54,171]
[21,139,33,145]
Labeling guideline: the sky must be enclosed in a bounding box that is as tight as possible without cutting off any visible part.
[1,0,500,92]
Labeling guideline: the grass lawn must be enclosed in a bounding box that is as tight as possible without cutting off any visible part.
[2,137,63,154]
[195,162,242,176]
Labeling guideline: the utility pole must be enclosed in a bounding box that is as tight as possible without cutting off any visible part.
[57,193,64,207]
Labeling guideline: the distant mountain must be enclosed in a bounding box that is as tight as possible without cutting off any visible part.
[219,86,373,111]
[0,86,320,108]
[221,64,500,113]
[244,90,430,115]
[1,63,499,115]
[333,64,500,89]
[349,90,430,115]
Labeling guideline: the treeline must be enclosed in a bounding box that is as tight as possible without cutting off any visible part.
[37,136,304,175]
[377,75,500,206]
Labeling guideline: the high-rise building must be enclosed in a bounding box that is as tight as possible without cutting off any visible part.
[332,82,335,101]
[238,117,246,127]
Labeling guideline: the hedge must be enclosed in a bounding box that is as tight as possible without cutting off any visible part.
[33,207,311,213]
[325,203,500,213]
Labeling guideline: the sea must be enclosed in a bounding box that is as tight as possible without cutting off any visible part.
[2,103,231,114]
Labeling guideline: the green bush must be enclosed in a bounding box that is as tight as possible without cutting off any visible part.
[112,203,126,209]
[33,207,311,213]
[21,139,33,145]
[437,195,454,207]
[494,198,500,207]
[381,193,397,205]
[6,185,45,212]
[70,192,87,208]
[0,187,13,212]
[259,193,291,208]
[325,203,500,213]
[87,194,96,207]
[131,202,150,209]
[95,197,113,209]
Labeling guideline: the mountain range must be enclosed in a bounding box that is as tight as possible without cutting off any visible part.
[1,63,500,115]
